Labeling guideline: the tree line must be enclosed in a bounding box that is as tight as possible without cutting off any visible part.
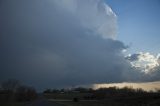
[43,86,160,100]
[0,79,37,103]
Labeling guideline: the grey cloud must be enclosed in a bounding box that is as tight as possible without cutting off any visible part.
[125,54,140,61]
[0,0,159,90]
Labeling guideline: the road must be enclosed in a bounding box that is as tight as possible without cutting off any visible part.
[26,97,65,106]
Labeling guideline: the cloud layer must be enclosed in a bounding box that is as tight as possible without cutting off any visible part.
[126,52,160,73]
[0,0,159,90]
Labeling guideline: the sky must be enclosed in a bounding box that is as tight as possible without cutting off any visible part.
[106,0,160,55]
[0,0,160,91]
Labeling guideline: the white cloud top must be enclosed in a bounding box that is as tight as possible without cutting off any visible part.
[126,52,160,73]
[53,0,117,39]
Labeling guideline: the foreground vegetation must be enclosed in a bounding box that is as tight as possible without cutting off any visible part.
[0,79,37,106]
[1,79,160,106]
[0,102,28,106]
[44,87,160,106]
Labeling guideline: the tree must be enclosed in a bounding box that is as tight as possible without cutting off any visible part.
[1,79,20,101]
[43,89,52,93]
[1,79,20,92]
[15,86,37,101]
[0,79,37,102]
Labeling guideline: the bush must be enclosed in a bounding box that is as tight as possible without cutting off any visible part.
[0,79,37,102]
[73,97,79,102]
[15,86,37,102]
[43,89,52,94]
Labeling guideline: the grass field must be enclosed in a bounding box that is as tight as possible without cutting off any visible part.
[54,97,160,106]
[44,92,90,100]
[44,87,160,106]
[46,93,160,106]
[0,102,28,106]
[55,101,105,106]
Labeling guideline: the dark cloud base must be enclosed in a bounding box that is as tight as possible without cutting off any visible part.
[0,0,160,90]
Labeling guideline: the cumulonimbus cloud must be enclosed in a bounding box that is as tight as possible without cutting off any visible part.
[53,0,117,39]
[0,0,159,90]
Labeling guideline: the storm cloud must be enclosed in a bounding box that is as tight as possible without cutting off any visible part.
[0,0,159,90]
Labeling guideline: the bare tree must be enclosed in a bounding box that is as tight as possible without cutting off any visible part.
[1,79,20,92]
[1,79,20,101]
[0,79,37,102]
